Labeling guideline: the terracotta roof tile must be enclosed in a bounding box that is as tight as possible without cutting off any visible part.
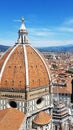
[53,78,72,94]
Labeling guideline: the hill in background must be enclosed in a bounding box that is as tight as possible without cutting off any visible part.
[0,45,10,52]
[38,44,73,52]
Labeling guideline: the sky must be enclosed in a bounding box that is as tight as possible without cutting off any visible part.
[0,0,73,47]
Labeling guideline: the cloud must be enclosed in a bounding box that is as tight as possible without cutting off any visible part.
[29,37,73,47]
[13,19,21,23]
[64,18,73,25]
[28,27,54,37]
[56,27,73,32]
[27,25,73,47]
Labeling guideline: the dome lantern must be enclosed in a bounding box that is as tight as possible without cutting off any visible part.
[18,17,28,44]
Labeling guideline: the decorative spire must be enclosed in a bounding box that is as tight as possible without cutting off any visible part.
[17,17,29,44]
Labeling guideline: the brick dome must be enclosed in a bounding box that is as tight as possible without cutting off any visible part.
[0,18,51,92]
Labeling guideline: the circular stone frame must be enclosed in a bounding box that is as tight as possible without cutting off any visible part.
[36,97,45,109]
[9,100,17,108]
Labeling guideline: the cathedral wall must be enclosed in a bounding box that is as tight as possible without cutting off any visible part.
[0,91,25,112]
[26,94,53,116]
[0,98,8,110]
[0,98,25,112]
[25,93,53,130]
[27,116,52,130]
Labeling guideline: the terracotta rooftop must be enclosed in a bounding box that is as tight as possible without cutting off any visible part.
[0,108,25,130]
[33,111,52,125]
[0,47,13,71]
[53,78,72,94]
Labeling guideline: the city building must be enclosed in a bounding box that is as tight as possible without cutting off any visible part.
[53,76,72,106]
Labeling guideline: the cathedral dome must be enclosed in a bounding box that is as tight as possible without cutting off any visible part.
[0,18,51,92]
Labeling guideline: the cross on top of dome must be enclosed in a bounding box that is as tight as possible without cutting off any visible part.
[19,17,26,31]
[21,17,24,24]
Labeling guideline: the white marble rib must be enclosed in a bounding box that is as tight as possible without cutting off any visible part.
[0,44,19,82]
[23,44,29,89]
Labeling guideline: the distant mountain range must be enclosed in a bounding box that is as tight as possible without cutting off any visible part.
[0,45,10,52]
[0,44,73,53]
[38,44,73,53]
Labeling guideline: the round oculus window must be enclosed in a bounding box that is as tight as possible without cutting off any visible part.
[36,98,44,109]
[9,101,17,108]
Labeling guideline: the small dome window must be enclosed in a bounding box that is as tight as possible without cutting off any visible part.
[5,80,7,85]
[38,79,40,85]
[32,80,34,84]
[5,80,7,83]
[19,81,22,83]
[31,66,33,68]
[19,81,22,86]
[9,66,11,68]
[12,80,14,86]
[20,52,22,54]
[20,66,22,69]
